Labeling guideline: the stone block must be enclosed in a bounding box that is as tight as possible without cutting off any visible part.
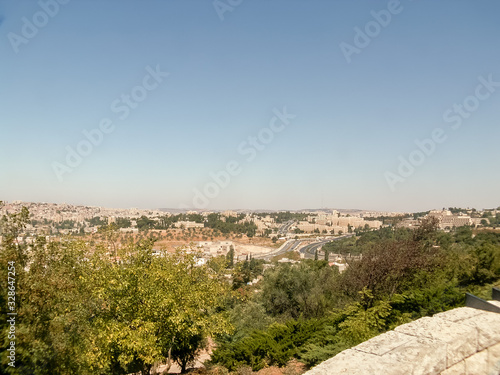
[459,311,500,350]
[354,330,447,375]
[395,316,477,367]
[354,330,414,356]
[440,360,465,375]
[464,350,488,374]
[434,307,483,323]
[384,336,446,375]
[488,342,500,374]
[305,348,412,375]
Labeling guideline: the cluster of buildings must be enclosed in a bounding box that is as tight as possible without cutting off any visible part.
[426,209,483,230]
[196,240,234,256]
[0,201,280,238]
[0,201,164,224]
[0,201,164,235]
[293,210,382,234]
[3,201,495,245]
[194,240,272,261]
[361,211,410,218]
[395,209,485,230]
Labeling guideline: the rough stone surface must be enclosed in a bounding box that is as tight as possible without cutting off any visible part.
[383,336,446,375]
[440,360,465,375]
[464,350,488,374]
[304,307,500,375]
[354,331,414,356]
[460,311,500,350]
[395,316,477,367]
[306,349,412,375]
[488,342,500,374]
[434,307,483,323]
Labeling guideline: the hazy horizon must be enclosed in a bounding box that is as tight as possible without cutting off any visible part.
[3,197,498,215]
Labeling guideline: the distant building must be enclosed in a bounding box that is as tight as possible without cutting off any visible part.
[427,210,475,229]
[330,261,347,273]
[119,228,138,234]
[197,241,233,256]
[174,221,204,229]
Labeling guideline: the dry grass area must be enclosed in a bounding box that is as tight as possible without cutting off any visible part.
[103,228,280,251]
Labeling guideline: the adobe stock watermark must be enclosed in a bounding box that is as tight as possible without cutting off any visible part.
[184,107,296,209]
[384,74,500,192]
[213,0,243,21]
[339,0,405,64]
[52,65,169,182]
[7,0,70,54]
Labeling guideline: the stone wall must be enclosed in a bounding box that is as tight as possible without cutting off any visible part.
[305,300,500,375]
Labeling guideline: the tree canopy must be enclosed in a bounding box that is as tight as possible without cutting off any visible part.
[0,204,231,374]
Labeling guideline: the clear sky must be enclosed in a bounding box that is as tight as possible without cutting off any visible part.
[1,0,499,212]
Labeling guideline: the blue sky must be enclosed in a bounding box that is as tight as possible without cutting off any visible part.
[1,0,499,212]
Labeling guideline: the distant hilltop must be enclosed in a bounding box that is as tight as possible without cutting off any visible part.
[158,207,409,216]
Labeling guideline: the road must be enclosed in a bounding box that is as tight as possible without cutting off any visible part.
[255,234,354,261]
[278,220,295,236]
[299,234,355,259]
[254,220,355,261]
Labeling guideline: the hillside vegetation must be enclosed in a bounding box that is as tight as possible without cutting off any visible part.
[1,205,500,374]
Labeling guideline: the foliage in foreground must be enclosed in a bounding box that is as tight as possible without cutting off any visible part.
[0,204,231,375]
[2,204,500,374]
[211,219,500,370]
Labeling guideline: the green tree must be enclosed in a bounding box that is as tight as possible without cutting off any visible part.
[1,204,231,374]
[260,262,338,319]
[115,217,131,228]
[1,203,95,374]
[136,216,155,231]
[87,245,232,374]
[226,246,235,268]
[466,243,499,285]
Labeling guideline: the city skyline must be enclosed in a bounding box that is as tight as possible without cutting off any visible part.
[2,198,498,215]
[1,1,499,212]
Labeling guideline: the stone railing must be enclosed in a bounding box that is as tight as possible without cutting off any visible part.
[305,300,500,375]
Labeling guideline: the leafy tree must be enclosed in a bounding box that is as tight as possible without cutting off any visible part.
[228,301,275,341]
[86,216,107,227]
[115,218,131,228]
[1,204,95,374]
[136,215,156,231]
[87,245,232,374]
[1,204,231,374]
[338,239,440,300]
[259,262,338,319]
[226,246,235,268]
[465,243,499,285]
[211,319,322,371]
[336,289,393,345]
